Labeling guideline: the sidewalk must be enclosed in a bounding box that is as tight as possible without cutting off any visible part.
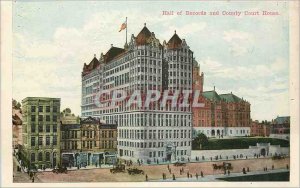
[150,168,289,182]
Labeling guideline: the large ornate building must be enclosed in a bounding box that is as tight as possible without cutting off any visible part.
[81,24,193,162]
[192,62,251,138]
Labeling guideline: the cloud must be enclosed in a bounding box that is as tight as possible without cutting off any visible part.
[223,30,254,57]
[223,30,253,42]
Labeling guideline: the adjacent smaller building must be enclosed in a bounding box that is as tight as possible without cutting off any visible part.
[61,116,117,168]
[250,120,270,137]
[270,116,290,140]
[13,108,23,148]
[20,97,61,170]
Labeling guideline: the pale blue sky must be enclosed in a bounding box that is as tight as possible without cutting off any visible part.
[13,1,290,121]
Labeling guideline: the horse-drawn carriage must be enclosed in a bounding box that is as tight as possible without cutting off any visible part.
[212,162,233,170]
[127,167,144,175]
[110,164,126,173]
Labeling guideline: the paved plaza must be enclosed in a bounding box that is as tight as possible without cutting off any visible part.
[13,157,290,183]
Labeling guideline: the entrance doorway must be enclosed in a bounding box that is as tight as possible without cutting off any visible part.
[261,148,266,156]
[166,154,172,161]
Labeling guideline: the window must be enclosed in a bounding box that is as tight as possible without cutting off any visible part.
[53,106,57,113]
[46,115,50,121]
[31,124,36,133]
[31,153,35,162]
[46,136,50,146]
[53,136,57,145]
[38,124,43,132]
[46,106,50,112]
[31,137,35,146]
[46,152,50,161]
[31,106,36,112]
[53,115,57,122]
[38,115,43,121]
[38,136,43,146]
[31,115,35,122]
[53,125,57,132]
[46,125,50,132]
[38,152,43,161]
[39,106,43,112]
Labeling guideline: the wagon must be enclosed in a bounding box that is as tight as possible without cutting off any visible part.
[127,168,144,175]
[110,164,126,173]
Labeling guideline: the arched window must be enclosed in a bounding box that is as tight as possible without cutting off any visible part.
[38,152,43,161]
[46,152,50,161]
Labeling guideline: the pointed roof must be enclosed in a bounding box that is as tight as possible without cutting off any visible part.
[103,46,125,63]
[202,90,221,101]
[135,25,152,45]
[167,31,182,49]
[82,56,100,76]
[274,116,290,124]
[219,93,243,103]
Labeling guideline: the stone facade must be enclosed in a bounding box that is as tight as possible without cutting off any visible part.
[81,25,193,162]
[191,143,289,160]
[61,116,117,167]
[21,97,61,169]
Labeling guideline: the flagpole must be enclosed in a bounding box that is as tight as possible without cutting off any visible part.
[126,17,128,45]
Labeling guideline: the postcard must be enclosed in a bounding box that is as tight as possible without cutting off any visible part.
[1,0,299,187]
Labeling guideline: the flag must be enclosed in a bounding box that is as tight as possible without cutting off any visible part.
[119,21,127,32]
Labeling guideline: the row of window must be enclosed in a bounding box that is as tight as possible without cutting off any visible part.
[118,141,191,148]
[31,136,57,146]
[31,115,58,122]
[31,105,58,113]
[62,130,116,139]
[30,124,57,133]
[31,152,53,162]
[118,129,192,140]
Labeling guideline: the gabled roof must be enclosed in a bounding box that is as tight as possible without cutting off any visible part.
[274,116,290,124]
[167,32,182,49]
[135,26,152,46]
[219,93,243,103]
[82,56,100,75]
[103,46,125,63]
[202,90,221,101]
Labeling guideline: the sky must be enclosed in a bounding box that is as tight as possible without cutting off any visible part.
[12,1,290,121]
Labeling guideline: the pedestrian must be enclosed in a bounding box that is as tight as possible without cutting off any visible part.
[95,162,98,168]
[196,173,198,180]
[145,174,148,181]
[187,171,189,178]
[167,164,169,170]
[201,171,204,177]
[172,173,176,180]
[272,165,274,170]
[286,164,289,169]
[32,176,34,183]
[228,170,230,175]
